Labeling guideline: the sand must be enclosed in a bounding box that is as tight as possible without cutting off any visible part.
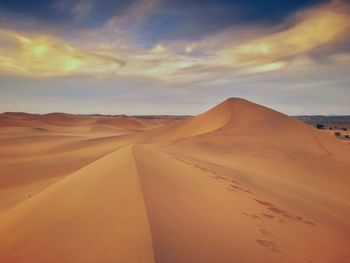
[0,98,349,263]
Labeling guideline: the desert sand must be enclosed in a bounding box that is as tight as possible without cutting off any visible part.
[0,98,349,263]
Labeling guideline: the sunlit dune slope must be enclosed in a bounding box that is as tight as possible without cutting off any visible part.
[158,98,349,159]
[0,146,155,263]
[133,144,350,263]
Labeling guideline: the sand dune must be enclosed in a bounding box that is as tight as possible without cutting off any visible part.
[0,98,349,262]
[95,117,144,129]
[133,144,350,263]
[0,112,177,134]
[160,98,348,157]
[0,146,154,263]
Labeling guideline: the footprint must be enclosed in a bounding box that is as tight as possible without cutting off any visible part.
[242,212,260,219]
[254,199,315,226]
[258,228,271,235]
[256,239,279,252]
[261,213,274,219]
[229,184,242,190]
[303,220,315,226]
[216,175,229,181]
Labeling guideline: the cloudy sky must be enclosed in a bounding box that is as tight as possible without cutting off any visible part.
[0,0,349,115]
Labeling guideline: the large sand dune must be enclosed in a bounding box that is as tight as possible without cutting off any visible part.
[0,98,349,262]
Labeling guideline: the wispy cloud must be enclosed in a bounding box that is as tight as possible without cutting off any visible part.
[0,0,349,82]
[219,1,350,72]
[0,29,124,77]
[71,0,94,22]
[330,53,350,64]
[0,0,349,115]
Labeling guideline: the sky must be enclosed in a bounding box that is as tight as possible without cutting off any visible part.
[0,0,349,115]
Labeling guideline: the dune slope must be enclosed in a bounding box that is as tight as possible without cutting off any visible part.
[133,144,350,263]
[163,98,349,159]
[0,146,155,263]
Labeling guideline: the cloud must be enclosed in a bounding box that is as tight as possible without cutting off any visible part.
[0,0,349,83]
[243,61,287,74]
[71,0,94,22]
[140,0,327,40]
[106,0,160,29]
[0,29,124,77]
[0,0,349,116]
[330,53,350,64]
[221,3,350,66]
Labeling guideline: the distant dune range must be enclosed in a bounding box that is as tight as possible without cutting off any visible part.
[0,98,349,263]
